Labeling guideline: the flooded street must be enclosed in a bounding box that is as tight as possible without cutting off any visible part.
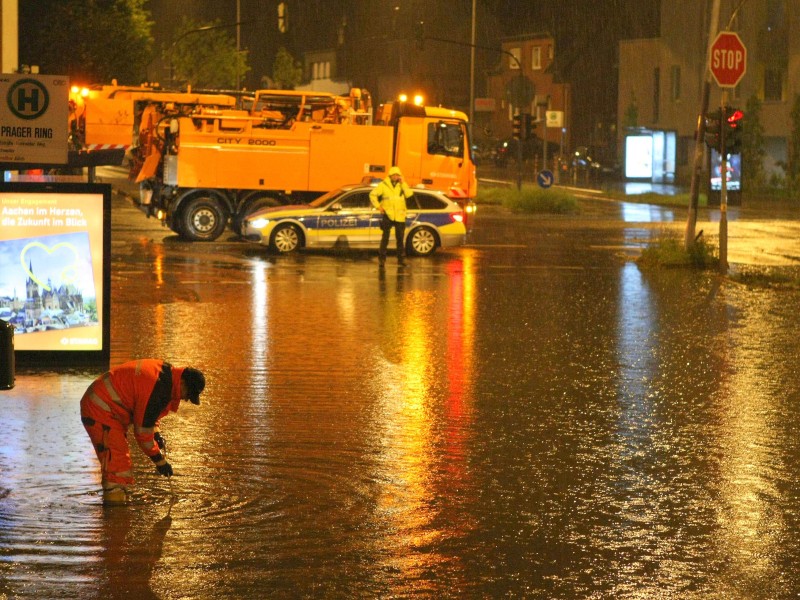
[2,188,800,599]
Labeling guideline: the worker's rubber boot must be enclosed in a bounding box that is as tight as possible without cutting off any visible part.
[102,486,128,506]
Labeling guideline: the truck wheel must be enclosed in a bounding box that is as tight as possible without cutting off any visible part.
[406,226,438,256]
[179,196,228,241]
[270,223,303,253]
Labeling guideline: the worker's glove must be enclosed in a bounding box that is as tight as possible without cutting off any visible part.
[154,432,166,451]
[156,462,173,477]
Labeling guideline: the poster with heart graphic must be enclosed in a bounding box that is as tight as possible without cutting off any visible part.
[0,183,109,361]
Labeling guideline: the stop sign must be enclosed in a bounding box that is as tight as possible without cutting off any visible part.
[710,32,747,87]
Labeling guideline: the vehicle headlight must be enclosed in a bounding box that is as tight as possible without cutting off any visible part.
[249,217,269,229]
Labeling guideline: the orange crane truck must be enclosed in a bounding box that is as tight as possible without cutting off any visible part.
[129,89,477,241]
[68,82,237,169]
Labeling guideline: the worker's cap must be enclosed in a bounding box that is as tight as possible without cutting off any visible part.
[388,166,402,177]
[182,367,206,405]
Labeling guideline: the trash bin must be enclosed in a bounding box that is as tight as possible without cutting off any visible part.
[0,319,14,390]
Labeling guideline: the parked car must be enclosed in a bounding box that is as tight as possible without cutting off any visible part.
[570,146,621,182]
[494,137,562,168]
[494,137,536,167]
[240,183,475,256]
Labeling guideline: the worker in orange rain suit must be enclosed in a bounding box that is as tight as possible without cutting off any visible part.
[80,359,206,505]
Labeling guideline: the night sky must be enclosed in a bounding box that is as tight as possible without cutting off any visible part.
[150,0,661,146]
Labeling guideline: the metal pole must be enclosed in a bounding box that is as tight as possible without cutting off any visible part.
[685,0,721,249]
[516,111,522,191]
[719,92,728,273]
[236,0,241,91]
[469,0,476,129]
[542,119,548,178]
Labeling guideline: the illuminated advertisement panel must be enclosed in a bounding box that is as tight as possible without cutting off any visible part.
[709,149,741,192]
[0,183,110,364]
[624,135,653,179]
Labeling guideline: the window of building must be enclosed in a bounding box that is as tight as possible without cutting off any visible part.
[311,61,331,80]
[509,47,520,69]
[766,0,785,28]
[764,68,783,101]
[670,65,680,101]
[653,67,660,123]
[531,46,541,70]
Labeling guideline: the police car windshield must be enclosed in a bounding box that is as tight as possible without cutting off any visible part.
[309,188,349,208]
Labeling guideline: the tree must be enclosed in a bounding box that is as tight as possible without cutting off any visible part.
[168,17,250,89]
[741,95,767,194]
[271,47,303,90]
[787,95,800,196]
[623,92,639,128]
[19,0,153,84]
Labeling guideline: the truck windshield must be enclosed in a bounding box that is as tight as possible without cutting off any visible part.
[427,121,464,158]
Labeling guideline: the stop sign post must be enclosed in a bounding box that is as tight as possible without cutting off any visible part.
[708,32,746,275]
[710,31,747,88]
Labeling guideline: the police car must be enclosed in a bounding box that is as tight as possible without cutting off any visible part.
[240,183,475,256]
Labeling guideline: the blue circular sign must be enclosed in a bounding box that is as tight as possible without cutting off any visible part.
[537,169,554,189]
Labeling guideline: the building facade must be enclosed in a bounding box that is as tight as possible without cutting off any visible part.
[483,33,571,166]
[618,0,800,184]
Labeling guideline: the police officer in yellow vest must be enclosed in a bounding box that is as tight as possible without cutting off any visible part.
[369,166,414,266]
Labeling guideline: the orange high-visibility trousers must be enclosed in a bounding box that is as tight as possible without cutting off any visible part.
[80,395,134,486]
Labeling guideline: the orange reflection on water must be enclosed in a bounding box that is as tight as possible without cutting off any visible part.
[712,294,785,594]
[374,253,477,582]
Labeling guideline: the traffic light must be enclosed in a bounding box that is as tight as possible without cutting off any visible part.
[725,106,744,155]
[704,108,722,153]
[512,113,522,140]
[521,113,533,140]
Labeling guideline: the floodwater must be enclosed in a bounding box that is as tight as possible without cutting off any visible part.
[2,192,800,599]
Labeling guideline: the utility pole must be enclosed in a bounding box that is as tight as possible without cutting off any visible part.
[236,0,241,91]
[469,0,476,130]
[684,0,720,250]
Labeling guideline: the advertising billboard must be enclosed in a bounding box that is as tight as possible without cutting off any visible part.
[624,135,653,179]
[0,183,110,364]
[708,149,742,206]
[709,149,741,192]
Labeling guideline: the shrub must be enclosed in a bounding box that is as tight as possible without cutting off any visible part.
[637,232,718,269]
[476,185,579,214]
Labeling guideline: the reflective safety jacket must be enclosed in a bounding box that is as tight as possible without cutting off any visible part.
[369,176,414,223]
[84,359,185,464]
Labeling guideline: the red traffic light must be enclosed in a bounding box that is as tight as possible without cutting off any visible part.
[727,108,744,126]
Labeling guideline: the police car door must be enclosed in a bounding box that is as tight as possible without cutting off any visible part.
[315,191,373,246]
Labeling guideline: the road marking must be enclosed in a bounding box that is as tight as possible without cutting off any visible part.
[488,265,585,270]
[465,244,527,248]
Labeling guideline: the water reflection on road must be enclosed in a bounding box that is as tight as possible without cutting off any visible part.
[1,196,800,598]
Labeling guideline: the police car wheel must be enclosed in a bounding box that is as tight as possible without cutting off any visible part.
[271,223,302,253]
[407,226,437,256]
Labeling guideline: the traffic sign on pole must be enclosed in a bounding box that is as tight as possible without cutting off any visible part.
[710,32,747,88]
